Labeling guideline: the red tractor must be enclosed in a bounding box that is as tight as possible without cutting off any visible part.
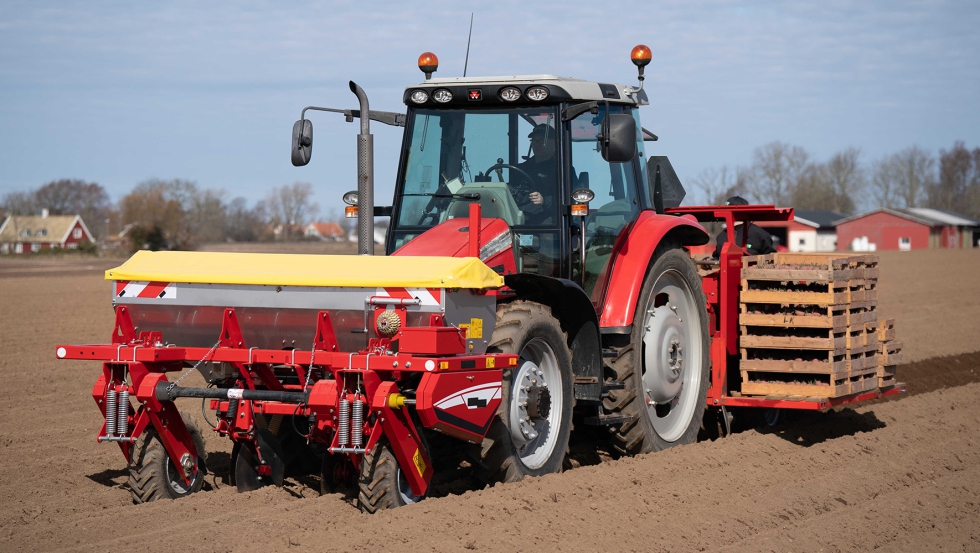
[58,45,902,511]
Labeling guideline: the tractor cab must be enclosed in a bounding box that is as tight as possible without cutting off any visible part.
[386,57,670,302]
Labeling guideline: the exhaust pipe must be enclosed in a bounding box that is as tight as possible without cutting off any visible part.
[349,81,374,255]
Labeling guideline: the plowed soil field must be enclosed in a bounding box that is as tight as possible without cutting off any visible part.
[1,249,978,552]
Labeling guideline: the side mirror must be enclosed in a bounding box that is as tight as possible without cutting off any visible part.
[600,114,637,163]
[291,119,313,166]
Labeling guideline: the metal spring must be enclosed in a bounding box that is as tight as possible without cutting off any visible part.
[105,389,118,436]
[117,390,129,436]
[337,398,350,446]
[227,398,239,424]
[351,400,364,447]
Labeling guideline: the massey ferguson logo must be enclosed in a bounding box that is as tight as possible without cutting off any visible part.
[434,382,500,410]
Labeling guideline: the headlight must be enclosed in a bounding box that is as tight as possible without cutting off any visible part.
[499,87,521,102]
[410,89,429,104]
[432,89,453,103]
[526,86,549,101]
[342,191,358,205]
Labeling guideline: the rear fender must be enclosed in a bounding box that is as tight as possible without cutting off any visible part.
[504,274,602,402]
[599,211,709,329]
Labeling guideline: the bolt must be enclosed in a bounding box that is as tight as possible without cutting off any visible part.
[405,362,411,368]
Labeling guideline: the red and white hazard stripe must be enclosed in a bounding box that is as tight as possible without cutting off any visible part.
[375,287,442,307]
[114,280,177,299]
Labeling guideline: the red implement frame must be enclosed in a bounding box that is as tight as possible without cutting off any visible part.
[665,204,906,410]
[60,306,517,497]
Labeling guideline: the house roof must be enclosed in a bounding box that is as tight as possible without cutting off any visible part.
[904,207,980,227]
[794,210,845,229]
[834,208,935,227]
[0,214,90,244]
[305,222,345,237]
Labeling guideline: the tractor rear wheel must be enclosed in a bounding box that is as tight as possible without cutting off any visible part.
[604,245,710,454]
[478,301,574,483]
[128,411,207,503]
[357,440,420,513]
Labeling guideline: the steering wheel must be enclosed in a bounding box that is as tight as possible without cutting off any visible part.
[484,162,537,205]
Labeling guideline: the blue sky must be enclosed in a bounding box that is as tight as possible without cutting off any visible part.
[1,0,978,211]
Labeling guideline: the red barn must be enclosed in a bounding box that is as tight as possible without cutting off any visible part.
[0,212,94,254]
[835,209,932,251]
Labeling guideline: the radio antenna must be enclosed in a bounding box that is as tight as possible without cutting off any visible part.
[463,13,474,77]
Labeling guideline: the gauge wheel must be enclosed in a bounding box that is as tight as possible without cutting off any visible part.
[128,411,207,503]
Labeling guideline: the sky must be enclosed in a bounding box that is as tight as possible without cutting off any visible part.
[1,0,978,212]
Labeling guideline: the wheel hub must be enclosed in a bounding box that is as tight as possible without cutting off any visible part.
[511,360,547,444]
[525,385,551,420]
[643,304,686,405]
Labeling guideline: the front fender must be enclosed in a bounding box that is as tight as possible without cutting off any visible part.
[599,211,709,329]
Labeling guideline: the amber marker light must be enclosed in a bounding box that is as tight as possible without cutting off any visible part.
[631,44,652,67]
[631,44,652,83]
[418,52,439,80]
[345,206,358,218]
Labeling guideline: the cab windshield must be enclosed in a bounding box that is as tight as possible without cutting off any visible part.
[393,107,560,242]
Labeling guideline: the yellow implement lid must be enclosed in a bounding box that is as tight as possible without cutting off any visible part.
[106,251,504,289]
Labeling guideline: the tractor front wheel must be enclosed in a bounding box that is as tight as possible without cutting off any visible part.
[478,301,574,483]
[128,411,207,503]
[605,245,710,454]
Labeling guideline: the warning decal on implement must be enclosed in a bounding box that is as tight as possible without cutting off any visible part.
[413,448,426,477]
[114,281,177,299]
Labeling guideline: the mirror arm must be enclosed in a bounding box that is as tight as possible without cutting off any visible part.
[300,106,405,127]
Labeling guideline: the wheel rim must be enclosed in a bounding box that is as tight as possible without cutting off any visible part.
[165,456,199,495]
[640,269,703,443]
[508,338,563,470]
[395,464,419,505]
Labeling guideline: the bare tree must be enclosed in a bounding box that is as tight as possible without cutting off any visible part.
[822,148,864,215]
[749,142,809,206]
[931,141,979,216]
[185,188,228,244]
[0,190,37,216]
[689,165,749,206]
[121,179,201,250]
[225,197,269,242]
[871,146,934,209]
[266,182,319,240]
[791,163,837,211]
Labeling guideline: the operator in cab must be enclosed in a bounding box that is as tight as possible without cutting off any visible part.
[713,196,775,257]
[513,123,558,224]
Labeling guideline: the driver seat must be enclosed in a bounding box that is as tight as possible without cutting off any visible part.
[442,183,525,226]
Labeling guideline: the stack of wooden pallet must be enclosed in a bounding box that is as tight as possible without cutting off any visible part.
[738,253,880,399]
[876,319,901,388]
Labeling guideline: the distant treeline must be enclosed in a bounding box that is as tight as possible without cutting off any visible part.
[1,179,335,251]
[690,141,980,218]
[3,141,978,251]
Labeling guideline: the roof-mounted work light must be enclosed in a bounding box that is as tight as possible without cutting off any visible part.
[418,52,439,80]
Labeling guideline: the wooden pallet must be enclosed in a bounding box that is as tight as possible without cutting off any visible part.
[738,253,883,399]
[877,319,896,342]
[740,345,874,373]
[740,366,877,398]
[878,341,903,366]
[741,253,878,281]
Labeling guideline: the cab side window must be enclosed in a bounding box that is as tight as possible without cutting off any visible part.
[568,105,640,300]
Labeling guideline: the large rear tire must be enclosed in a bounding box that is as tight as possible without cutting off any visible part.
[604,245,710,454]
[128,411,207,503]
[477,301,574,483]
[357,440,420,513]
